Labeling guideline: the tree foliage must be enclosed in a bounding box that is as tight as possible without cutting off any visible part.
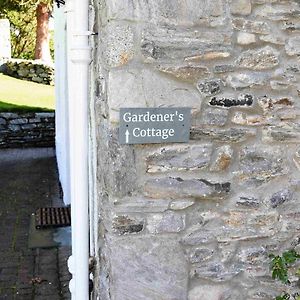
[0,0,53,60]
[0,0,21,14]
[269,250,300,300]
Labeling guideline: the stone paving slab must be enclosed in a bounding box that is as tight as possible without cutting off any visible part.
[0,148,71,300]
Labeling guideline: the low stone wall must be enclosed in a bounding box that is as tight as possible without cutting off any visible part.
[0,112,55,148]
[1,59,54,85]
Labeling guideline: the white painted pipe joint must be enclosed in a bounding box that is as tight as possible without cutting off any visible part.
[70,47,92,64]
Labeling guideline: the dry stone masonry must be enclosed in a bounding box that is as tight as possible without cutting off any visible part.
[92,0,300,299]
[0,112,55,148]
[1,59,54,85]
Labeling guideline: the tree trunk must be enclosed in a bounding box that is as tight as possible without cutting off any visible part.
[34,2,51,63]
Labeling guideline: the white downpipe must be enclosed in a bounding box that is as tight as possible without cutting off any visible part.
[67,0,91,298]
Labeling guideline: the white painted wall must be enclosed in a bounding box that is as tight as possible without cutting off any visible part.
[54,5,70,205]
[0,19,11,59]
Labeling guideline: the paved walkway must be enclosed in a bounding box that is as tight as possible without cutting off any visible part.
[0,148,71,300]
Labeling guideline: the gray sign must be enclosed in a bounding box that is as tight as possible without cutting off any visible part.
[119,107,191,145]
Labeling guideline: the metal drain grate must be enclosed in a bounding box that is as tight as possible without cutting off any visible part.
[35,207,71,229]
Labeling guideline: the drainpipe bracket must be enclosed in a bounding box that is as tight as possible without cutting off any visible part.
[73,31,97,36]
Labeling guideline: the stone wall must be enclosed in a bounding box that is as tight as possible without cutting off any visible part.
[0,112,55,148]
[1,59,54,85]
[92,0,300,299]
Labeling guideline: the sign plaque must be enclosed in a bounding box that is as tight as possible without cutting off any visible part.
[119,107,191,145]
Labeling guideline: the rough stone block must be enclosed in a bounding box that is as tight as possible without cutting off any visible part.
[238,146,288,184]
[259,34,285,45]
[190,262,242,282]
[146,211,185,233]
[8,125,21,132]
[187,247,214,264]
[270,80,291,90]
[262,122,300,143]
[106,0,226,27]
[158,65,209,83]
[197,79,223,96]
[0,113,18,119]
[247,289,279,300]
[230,0,252,16]
[199,107,229,126]
[185,51,231,62]
[169,200,195,210]
[107,68,199,123]
[141,26,232,61]
[258,96,294,113]
[114,197,170,213]
[188,285,228,300]
[190,126,256,143]
[235,46,279,70]
[285,36,300,56]
[35,113,55,118]
[210,145,233,171]
[226,72,269,89]
[237,32,256,45]
[21,124,37,130]
[112,215,144,235]
[270,188,293,208]
[293,147,300,171]
[106,132,138,197]
[232,18,270,34]
[255,3,300,21]
[236,196,260,208]
[276,109,300,121]
[282,19,300,32]
[214,64,235,73]
[102,22,134,68]
[237,247,267,265]
[275,65,300,83]
[146,144,213,173]
[32,76,43,83]
[218,211,280,242]
[181,226,217,246]
[248,211,279,228]
[9,118,28,125]
[29,118,41,123]
[109,236,188,300]
[231,112,267,126]
[144,177,230,200]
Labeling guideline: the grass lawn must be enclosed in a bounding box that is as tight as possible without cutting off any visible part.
[0,74,55,112]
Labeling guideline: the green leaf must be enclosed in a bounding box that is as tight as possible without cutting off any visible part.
[270,255,289,284]
[275,292,290,300]
[283,250,300,265]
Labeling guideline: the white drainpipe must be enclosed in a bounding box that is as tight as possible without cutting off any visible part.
[66,0,91,298]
